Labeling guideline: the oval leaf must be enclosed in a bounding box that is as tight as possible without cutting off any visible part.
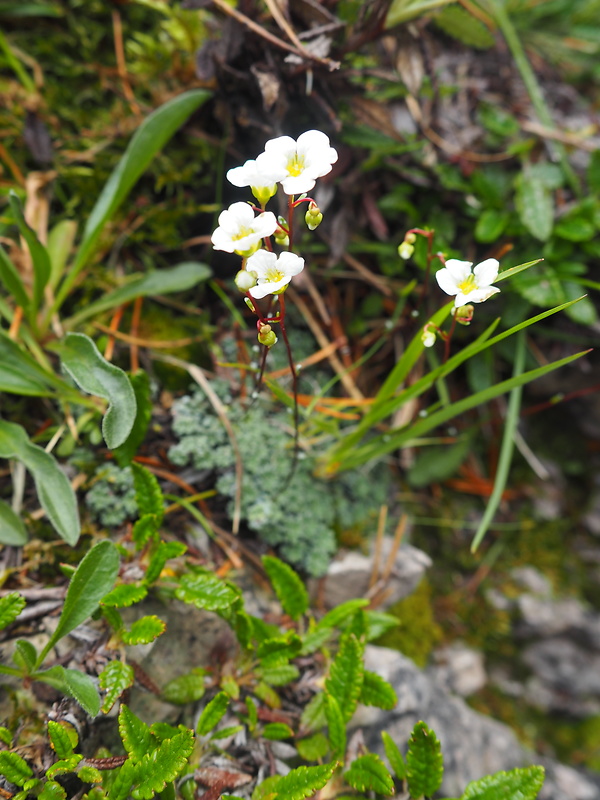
[0,498,28,545]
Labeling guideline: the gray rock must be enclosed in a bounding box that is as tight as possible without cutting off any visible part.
[428,642,487,696]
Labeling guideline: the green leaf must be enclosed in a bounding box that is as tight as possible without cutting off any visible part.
[46,755,83,778]
[433,4,495,48]
[0,591,25,629]
[113,371,153,468]
[47,219,77,290]
[99,661,135,713]
[364,611,399,641]
[13,639,37,673]
[325,634,364,722]
[0,499,28,545]
[0,727,11,745]
[145,541,186,585]
[257,633,303,667]
[257,663,300,686]
[9,190,51,312]
[67,91,212,290]
[102,583,148,608]
[162,668,206,705]
[131,462,164,522]
[316,600,371,631]
[175,572,239,612]
[122,615,166,645]
[274,763,337,800]
[382,731,406,779]
[475,209,510,243]
[0,243,30,311]
[262,555,308,621]
[57,333,136,449]
[406,721,444,799]
[196,691,229,736]
[262,723,294,741]
[132,516,159,549]
[0,420,79,544]
[408,435,472,488]
[69,262,212,325]
[47,720,76,758]
[300,691,326,732]
[359,671,397,709]
[76,766,103,784]
[515,167,554,241]
[386,0,454,27]
[325,693,346,760]
[344,754,394,796]
[555,214,595,242]
[0,751,33,785]
[109,759,138,800]
[35,666,100,716]
[300,626,335,655]
[38,540,119,665]
[38,780,67,800]
[253,775,280,800]
[0,331,64,397]
[297,733,329,762]
[119,705,152,763]
[459,765,545,799]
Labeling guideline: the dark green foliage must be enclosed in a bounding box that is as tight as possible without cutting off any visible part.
[456,766,545,799]
[325,633,364,722]
[262,556,308,620]
[406,721,444,799]
[0,592,26,629]
[196,692,229,736]
[344,754,394,796]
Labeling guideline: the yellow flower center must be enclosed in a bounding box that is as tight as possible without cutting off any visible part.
[286,154,306,177]
[265,267,285,283]
[233,226,251,241]
[457,273,477,294]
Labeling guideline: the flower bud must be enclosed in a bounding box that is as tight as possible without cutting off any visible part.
[453,304,474,325]
[405,232,417,244]
[421,327,436,348]
[234,270,257,293]
[398,241,415,260]
[305,201,323,231]
[258,324,277,348]
[251,183,278,206]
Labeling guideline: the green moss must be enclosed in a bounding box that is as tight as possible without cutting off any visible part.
[375,579,442,667]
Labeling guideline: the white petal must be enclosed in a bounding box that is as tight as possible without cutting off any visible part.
[253,211,278,238]
[225,202,255,226]
[443,259,473,283]
[473,258,500,287]
[277,251,304,277]
[468,285,500,304]
[249,276,291,298]
[263,135,297,158]
[280,174,317,195]
[246,249,277,278]
[296,130,332,155]
[211,228,235,253]
[435,267,459,296]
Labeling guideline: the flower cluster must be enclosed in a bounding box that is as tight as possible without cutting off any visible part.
[212,130,338,350]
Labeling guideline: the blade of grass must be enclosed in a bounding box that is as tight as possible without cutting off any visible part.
[470,330,526,552]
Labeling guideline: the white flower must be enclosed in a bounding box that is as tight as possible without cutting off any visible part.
[435,258,500,307]
[211,202,278,255]
[261,130,338,195]
[227,156,286,204]
[246,250,305,299]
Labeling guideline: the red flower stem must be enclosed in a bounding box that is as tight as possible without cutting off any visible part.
[277,292,299,453]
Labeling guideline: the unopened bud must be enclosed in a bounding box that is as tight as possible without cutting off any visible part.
[235,270,257,293]
[251,184,278,206]
[274,216,290,247]
[453,304,474,325]
[405,232,417,244]
[398,241,415,260]
[305,201,323,231]
[258,324,277,348]
[421,328,436,348]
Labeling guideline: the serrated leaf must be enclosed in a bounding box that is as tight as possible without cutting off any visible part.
[39,540,119,664]
[149,722,181,741]
[246,696,258,730]
[132,516,159,549]
[274,763,337,800]
[47,720,76,758]
[460,765,545,799]
[257,663,300,686]
[46,755,83,779]
[0,499,27,545]
[113,372,153,468]
[300,625,334,655]
[122,615,166,645]
[145,541,186,585]
[131,730,194,800]
[131,462,164,522]
[344,754,394,796]
[515,168,554,241]
[0,728,11,745]
[109,758,138,800]
[262,555,308,621]
[316,599,370,631]
[297,733,329,762]
[119,705,152,763]
[196,691,229,736]
[257,633,302,667]
[9,190,51,312]
[359,671,398,710]
[0,420,79,545]
[57,333,136,450]
[99,661,135,714]
[406,721,444,799]
[221,674,240,700]
[300,692,326,732]
[382,731,406,779]
[252,775,280,800]
[325,693,346,760]
[175,572,240,611]
[262,723,294,741]
[0,752,33,785]
[162,668,206,705]
[325,634,364,722]
[0,592,25,629]
[253,681,281,709]
[36,666,101,716]
[102,583,148,608]
[77,766,103,784]
[38,780,67,800]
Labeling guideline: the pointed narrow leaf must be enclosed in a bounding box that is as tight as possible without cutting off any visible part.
[58,333,136,449]
[99,661,135,713]
[274,762,337,800]
[109,759,138,800]
[14,639,37,673]
[119,705,152,763]
[382,731,406,779]
[0,499,28,545]
[262,555,308,620]
[35,666,100,716]
[344,754,394,796]
[47,219,77,289]
[196,691,229,736]
[38,540,119,665]
[0,592,25,629]
[460,765,545,799]
[325,693,346,760]
[325,634,364,722]
[316,599,370,630]
[9,190,51,310]
[406,721,444,799]
[131,461,164,522]
[0,244,30,310]
[131,730,194,799]
[0,331,64,397]
[0,420,79,544]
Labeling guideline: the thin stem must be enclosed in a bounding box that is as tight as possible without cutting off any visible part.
[287,195,295,251]
[277,293,299,462]
[443,312,457,364]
